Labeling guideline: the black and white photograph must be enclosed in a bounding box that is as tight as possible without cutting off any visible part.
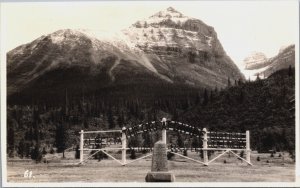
[0,0,299,186]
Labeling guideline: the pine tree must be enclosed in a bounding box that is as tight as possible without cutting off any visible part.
[171,106,178,121]
[191,137,199,151]
[256,74,261,81]
[39,131,44,140]
[25,143,31,158]
[29,128,33,142]
[32,107,41,143]
[195,92,200,105]
[31,144,42,162]
[238,79,242,86]
[228,77,231,87]
[84,118,89,129]
[117,111,124,128]
[239,90,245,103]
[64,88,69,116]
[214,86,218,93]
[209,90,214,102]
[107,107,115,129]
[55,124,68,158]
[33,122,40,143]
[7,127,15,158]
[177,133,184,148]
[202,88,209,106]
[42,147,47,155]
[288,65,293,77]
[75,145,80,159]
[18,139,25,158]
[143,133,152,148]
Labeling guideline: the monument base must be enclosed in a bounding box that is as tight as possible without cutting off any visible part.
[145,172,175,182]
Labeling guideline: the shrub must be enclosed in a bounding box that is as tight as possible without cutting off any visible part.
[36,153,43,163]
[75,145,80,159]
[8,150,14,158]
[239,150,244,158]
[25,143,31,158]
[256,156,260,161]
[199,150,203,159]
[208,151,214,159]
[91,150,108,161]
[223,160,227,163]
[289,150,295,161]
[90,150,96,159]
[100,151,108,159]
[50,147,55,154]
[18,139,25,158]
[167,152,175,160]
[130,149,136,159]
[96,151,102,161]
[183,149,188,156]
[42,147,47,155]
[31,145,42,163]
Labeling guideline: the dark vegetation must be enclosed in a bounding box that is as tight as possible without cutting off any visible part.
[180,67,295,153]
[6,67,295,160]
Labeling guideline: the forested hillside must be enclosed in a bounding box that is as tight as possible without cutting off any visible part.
[180,67,295,152]
[6,67,295,159]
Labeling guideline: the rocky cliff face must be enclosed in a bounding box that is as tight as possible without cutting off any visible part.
[7,7,244,101]
[244,52,268,70]
[261,45,295,78]
[243,45,295,79]
[122,7,244,87]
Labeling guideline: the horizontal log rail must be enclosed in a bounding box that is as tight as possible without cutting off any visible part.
[78,118,251,166]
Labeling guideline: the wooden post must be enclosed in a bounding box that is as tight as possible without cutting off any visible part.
[80,130,84,164]
[203,128,208,165]
[246,130,251,164]
[121,127,127,166]
[162,118,167,144]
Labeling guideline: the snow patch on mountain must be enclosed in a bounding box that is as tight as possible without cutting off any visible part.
[137,7,193,26]
[242,44,295,80]
[7,6,245,94]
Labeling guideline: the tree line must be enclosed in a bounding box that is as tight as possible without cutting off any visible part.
[6,67,295,161]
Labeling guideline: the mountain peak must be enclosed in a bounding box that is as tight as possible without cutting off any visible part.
[51,29,83,37]
[166,6,181,14]
[150,6,186,19]
[131,6,192,29]
[47,29,88,44]
[279,44,294,54]
[244,51,268,69]
[166,6,176,11]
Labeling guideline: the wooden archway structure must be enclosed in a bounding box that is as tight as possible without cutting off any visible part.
[78,118,252,166]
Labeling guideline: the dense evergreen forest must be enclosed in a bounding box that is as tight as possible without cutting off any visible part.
[180,67,295,153]
[6,67,295,160]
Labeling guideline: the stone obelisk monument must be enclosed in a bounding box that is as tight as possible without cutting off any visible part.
[145,141,175,182]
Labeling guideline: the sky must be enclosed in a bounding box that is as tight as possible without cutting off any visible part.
[1,1,298,69]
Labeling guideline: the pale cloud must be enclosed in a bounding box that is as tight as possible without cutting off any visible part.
[1,1,298,68]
